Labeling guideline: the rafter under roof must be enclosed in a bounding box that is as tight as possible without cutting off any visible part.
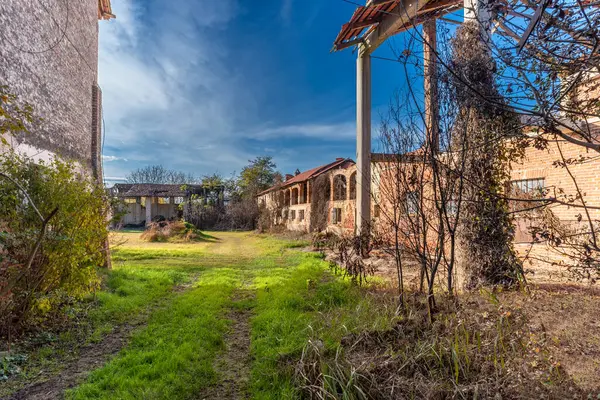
[332,0,462,52]
[98,0,115,20]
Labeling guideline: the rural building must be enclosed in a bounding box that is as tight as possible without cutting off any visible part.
[110,183,224,227]
[257,158,357,233]
[0,0,114,181]
[510,121,600,242]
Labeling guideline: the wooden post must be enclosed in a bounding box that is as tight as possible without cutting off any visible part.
[423,19,439,153]
[356,46,372,236]
[145,197,152,226]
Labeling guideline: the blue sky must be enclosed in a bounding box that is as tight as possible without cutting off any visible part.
[98,0,421,182]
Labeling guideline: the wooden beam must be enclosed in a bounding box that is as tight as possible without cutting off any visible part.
[348,17,382,30]
[496,20,522,40]
[332,37,365,52]
[369,0,396,5]
[362,0,429,53]
[517,0,550,53]
[419,0,463,13]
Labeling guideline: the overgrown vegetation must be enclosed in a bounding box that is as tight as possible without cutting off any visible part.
[0,87,110,339]
[0,153,108,338]
[140,220,211,242]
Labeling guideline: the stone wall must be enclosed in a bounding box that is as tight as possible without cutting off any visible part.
[0,0,101,169]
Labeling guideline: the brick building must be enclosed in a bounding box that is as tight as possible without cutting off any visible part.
[510,121,600,242]
[257,158,357,233]
[261,120,600,249]
[0,0,114,180]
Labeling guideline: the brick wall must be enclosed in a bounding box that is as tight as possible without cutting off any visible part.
[0,0,101,169]
[510,123,600,223]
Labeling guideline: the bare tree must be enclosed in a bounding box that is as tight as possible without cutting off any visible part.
[125,164,196,184]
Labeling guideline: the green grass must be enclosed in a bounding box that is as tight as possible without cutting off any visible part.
[6,231,397,399]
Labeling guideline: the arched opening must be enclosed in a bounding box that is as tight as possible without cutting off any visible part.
[349,172,357,200]
[284,189,291,206]
[333,175,347,201]
[291,187,299,205]
[300,182,308,204]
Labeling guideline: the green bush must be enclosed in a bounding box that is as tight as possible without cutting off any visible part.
[0,151,108,336]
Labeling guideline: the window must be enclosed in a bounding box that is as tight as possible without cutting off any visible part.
[446,199,458,216]
[158,197,170,204]
[174,196,185,204]
[124,197,137,204]
[283,210,288,220]
[511,178,545,196]
[333,175,347,201]
[290,210,296,220]
[349,172,357,200]
[373,204,381,218]
[405,191,419,215]
[299,210,305,221]
[332,207,342,224]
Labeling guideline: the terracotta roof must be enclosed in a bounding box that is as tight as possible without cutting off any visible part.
[257,158,355,196]
[112,183,204,198]
[98,0,115,20]
[332,0,462,51]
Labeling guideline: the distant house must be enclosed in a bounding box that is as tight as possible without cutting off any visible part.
[0,0,114,180]
[257,158,357,234]
[111,183,224,227]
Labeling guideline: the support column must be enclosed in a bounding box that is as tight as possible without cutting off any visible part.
[464,0,493,41]
[145,197,152,226]
[423,20,439,153]
[356,47,372,236]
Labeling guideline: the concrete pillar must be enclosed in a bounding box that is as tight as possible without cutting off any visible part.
[356,47,372,235]
[145,197,152,226]
[464,0,493,40]
[423,20,439,153]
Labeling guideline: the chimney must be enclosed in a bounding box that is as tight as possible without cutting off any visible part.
[285,174,294,181]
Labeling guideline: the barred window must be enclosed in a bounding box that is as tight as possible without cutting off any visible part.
[290,210,296,220]
[332,207,342,224]
[511,178,545,195]
[405,191,419,215]
[299,210,305,221]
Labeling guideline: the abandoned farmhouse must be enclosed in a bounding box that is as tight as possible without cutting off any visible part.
[0,0,114,179]
[111,183,225,227]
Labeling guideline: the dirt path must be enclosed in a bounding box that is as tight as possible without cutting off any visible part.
[4,322,138,400]
[199,290,254,400]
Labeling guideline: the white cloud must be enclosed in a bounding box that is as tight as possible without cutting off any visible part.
[102,155,128,162]
[249,122,355,140]
[98,0,248,175]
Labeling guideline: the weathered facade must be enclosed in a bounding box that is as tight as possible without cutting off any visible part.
[0,0,114,179]
[257,158,358,234]
[111,184,218,227]
[510,122,600,242]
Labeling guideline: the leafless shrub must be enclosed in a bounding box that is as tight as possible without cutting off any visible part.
[296,295,581,399]
[140,220,203,242]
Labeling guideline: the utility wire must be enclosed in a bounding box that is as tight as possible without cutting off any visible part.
[2,0,69,54]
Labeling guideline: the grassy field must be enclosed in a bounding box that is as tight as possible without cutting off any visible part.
[52,231,396,399]
[3,231,598,399]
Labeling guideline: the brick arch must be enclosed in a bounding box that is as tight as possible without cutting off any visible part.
[333,174,347,201]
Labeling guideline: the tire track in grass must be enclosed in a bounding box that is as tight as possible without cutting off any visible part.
[199,289,254,400]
